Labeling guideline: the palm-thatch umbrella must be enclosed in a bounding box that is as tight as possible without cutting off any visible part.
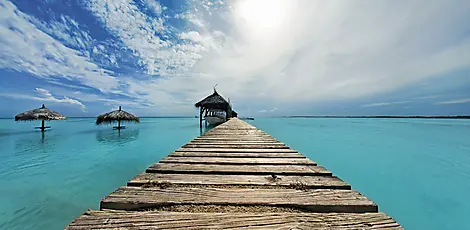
[96,106,139,130]
[14,104,66,132]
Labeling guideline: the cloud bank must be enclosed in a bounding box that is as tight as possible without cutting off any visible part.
[0,0,469,115]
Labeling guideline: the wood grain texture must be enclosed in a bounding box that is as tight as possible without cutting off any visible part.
[159,156,316,165]
[203,131,267,134]
[65,117,402,229]
[169,151,306,158]
[189,141,286,145]
[66,211,402,230]
[146,163,331,175]
[101,187,377,212]
[201,134,273,138]
[128,173,350,189]
[205,129,266,133]
[209,128,259,130]
[194,138,280,142]
[183,144,290,149]
[203,132,269,136]
[176,148,298,153]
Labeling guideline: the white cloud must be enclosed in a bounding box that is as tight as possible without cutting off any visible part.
[71,91,150,109]
[362,101,412,107]
[415,95,441,100]
[175,12,205,28]
[179,31,204,43]
[32,14,93,51]
[144,0,162,15]
[259,107,278,113]
[0,88,86,112]
[436,98,470,104]
[88,0,470,115]
[33,88,86,111]
[162,0,470,111]
[0,1,119,93]
[2,0,469,116]
[84,0,190,76]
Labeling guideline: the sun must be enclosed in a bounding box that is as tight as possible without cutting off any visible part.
[235,0,291,30]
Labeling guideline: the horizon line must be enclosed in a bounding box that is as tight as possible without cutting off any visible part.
[1,115,469,119]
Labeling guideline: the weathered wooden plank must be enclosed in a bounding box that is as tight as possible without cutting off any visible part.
[128,173,350,189]
[146,163,331,176]
[202,130,268,133]
[160,156,316,165]
[204,131,268,135]
[196,135,277,138]
[205,128,264,132]
[198,137,276,140]
[101,187,377,213]
[209,128,259,130]
[169,152,306,158]
[66,211,402,230]
[66,117,402,229]
[194,138,280,142]
[176,148,298,153]
[201,134,272,138]
[201,134,272,137]
[189,141,286,145]
[183,144,290,149]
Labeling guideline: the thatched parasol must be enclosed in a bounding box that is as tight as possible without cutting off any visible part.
[15,104,66,131]
[96,106,139,130]
[194,89,230,111]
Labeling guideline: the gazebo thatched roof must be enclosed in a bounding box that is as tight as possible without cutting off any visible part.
[195,90,231,111]
[15,104,66,121]
[96,106,140,125]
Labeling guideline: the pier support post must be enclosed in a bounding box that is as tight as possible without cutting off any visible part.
[199,108,203,128]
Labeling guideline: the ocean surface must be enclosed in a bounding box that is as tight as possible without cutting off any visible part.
[0,118,469,229]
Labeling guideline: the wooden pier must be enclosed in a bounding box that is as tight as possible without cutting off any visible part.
[66,118,402,229]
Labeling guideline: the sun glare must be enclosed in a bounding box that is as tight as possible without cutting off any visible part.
[236,0,290,30]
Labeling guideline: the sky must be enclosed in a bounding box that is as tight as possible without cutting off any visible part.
[0,0,469,117]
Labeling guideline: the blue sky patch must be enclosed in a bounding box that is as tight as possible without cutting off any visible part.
[1,0,469,117]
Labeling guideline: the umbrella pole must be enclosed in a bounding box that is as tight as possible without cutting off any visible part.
[118,120,121,129]
[41,120,45,132]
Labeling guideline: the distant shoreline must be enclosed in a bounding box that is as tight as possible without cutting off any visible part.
[1,116,469,119]
[284,116,470,119]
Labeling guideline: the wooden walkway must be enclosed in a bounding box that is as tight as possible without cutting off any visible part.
[66,118,402,229]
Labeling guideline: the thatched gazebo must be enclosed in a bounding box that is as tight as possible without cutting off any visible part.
[195,89,233,128]
[15,104,66,132]
[96,106,139,130]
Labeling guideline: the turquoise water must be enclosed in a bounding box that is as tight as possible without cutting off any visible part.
[0,118,469,229]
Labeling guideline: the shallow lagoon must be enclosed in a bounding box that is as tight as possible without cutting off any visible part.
[0,118,469,229]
